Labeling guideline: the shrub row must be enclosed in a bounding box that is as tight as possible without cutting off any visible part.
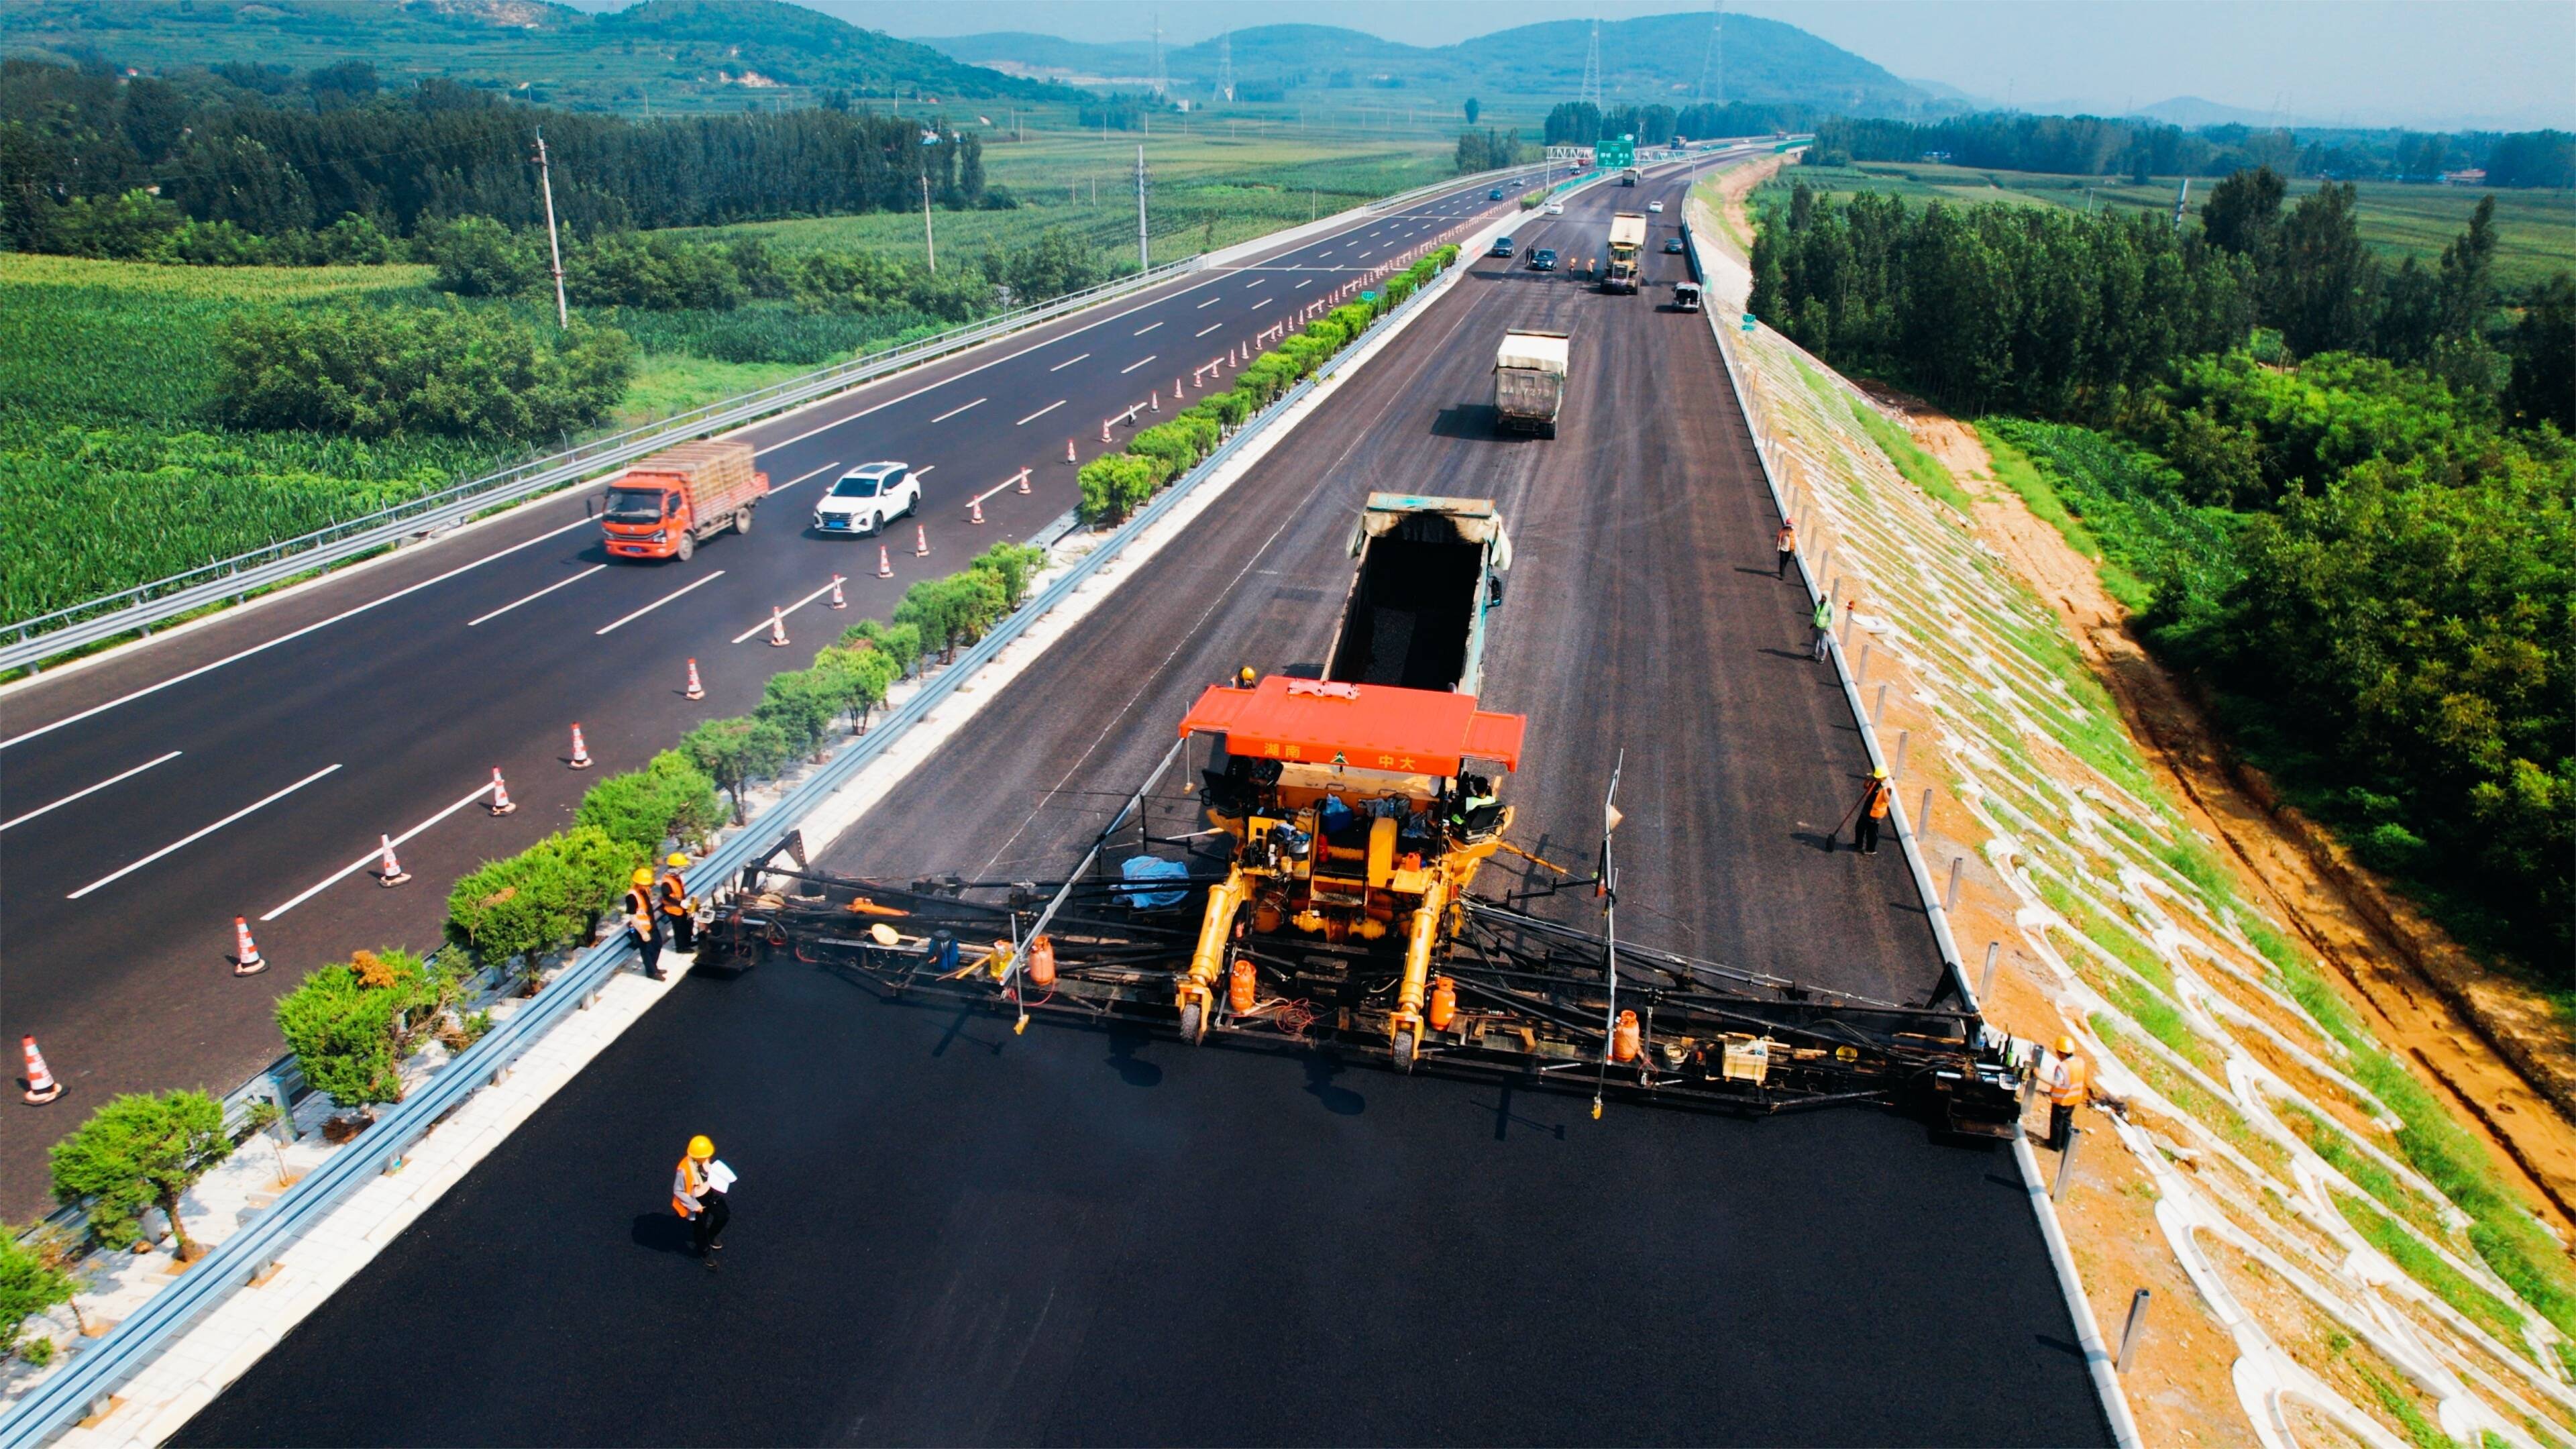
[1076,244,1460,525]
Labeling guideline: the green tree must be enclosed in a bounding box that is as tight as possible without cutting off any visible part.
[213,303,634,441]
[0,1229,76,1356]
[1464,97,1481,126]
[274,948,456,1110]
[2198,166,2284,258]
[574,751,722,856]
[2267,182,2378,358]
[683,716,791,824]
[445,827,641,965]
[48,1091,232,1259]
[2504,272,2575,434]
[421,215,543,297]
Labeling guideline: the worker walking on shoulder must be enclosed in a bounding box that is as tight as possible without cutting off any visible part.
[1810,594,1835,660]
[625,868,665,981]
[1852,767,1891,855]
[672,1134,731,1267]
[1775,518,1797,578]
[2039,1036,2092,1151]
[658,855,696,954]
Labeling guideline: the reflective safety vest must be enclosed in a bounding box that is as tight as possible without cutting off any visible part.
[659,875,690,917]
[2047,1053,2091,1107]
[1776,525,1796,552]
[672,1156,706,1217]
[1866,782,1891,819]
[1813,598,1834,629]
[625,886,656,934]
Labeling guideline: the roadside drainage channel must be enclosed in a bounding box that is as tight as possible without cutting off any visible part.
[0,169,1534,683]
[1683,215,2143,1449]
[0,214,1503,1449]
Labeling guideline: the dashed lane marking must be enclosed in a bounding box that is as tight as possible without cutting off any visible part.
[68,763,343,900]
[0,750,182,834]
[594,570,725,637]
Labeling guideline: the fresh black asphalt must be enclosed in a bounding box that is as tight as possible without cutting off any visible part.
[177,162,2110,1446]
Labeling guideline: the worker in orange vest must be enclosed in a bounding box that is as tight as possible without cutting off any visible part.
[1851,767,1892,855]
[1775,518,1797,578]
[672,1134,730,1267]
[625,868,665,981]
[2040,1035,2092,1150]
[657,854,696,953]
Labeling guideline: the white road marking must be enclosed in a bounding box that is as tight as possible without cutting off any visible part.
[930,396,987,423]
[0,750,182,834]
[1317,250,1334,258]
[775,459,844,492]
[68,763,342,900]
[1016,400,1065,425]
[595,570,725,636]
[1254,297,1273,308]
[1049,352,1091,372]
[1244,278,1266,288]
[1295,278,1313,288]
[260,778,498,921]
[1195,296,1221,309]
[1,515,595,753]
[1120,355,1159,374]
[1356,248,1374,258]
[467,563,607,628]
[1195,323,1224,337]
[730,574,847,643]
[913,465,935,476]
[1133,321,1163,335]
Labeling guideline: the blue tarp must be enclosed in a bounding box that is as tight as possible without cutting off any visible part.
[1116,855,1191,910]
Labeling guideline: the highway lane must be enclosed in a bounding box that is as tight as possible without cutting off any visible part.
[3,157,1763,1216]
[180,162,2107,1446]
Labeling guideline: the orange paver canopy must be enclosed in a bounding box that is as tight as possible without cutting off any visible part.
[1179,677,1524,775]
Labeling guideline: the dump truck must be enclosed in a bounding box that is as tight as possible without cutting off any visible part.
[1325,494,1512,696]
[1602,212,1648,294]
[1619,166,1642,186]
[1492,328,1569,438]
[598,439,769,562]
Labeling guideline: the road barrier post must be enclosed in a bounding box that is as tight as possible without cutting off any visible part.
[1980,942,2001,1002]
[1918,788,1933,832]
[2115,1289,2151,1373]
[2051,1126,2082,1199]
[1872,682,1888,727]
[1944,857,1964,912]
[1892,729,1910,781]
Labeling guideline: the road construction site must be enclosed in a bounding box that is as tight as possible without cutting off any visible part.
[0,168,1548,1220]
[167,162,2111,1446]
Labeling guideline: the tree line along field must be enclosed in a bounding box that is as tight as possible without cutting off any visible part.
[1774,160,2576,291]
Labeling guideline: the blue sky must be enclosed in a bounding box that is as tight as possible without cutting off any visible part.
[786,1,2573,130]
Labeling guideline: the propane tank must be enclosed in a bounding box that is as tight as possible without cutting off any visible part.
[1611,1009,1642,1063]
[1026,934,1056,988]
[987,941,1014,980]
[1228,957,1257,1013]
[1427,976,1458,1032]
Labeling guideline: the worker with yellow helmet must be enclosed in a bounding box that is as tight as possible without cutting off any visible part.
[1851,765,1893,855]
[657,853,697,954]
[672,1134,732,1266]
[2039,1032,2094,1151]
[624,865,666,981]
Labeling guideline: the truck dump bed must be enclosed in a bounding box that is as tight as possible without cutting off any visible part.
[1325,494,1513,695]
[1492,329,1570,437]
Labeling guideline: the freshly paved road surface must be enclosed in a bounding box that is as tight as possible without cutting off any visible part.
[180,164,2108,1446]
[1,158,1758,1216]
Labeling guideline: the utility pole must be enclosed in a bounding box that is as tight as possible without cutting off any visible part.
[2172,177,2190,233]
[1135,143,1150,272]
[533,126,568,329]
[921,170,936,273]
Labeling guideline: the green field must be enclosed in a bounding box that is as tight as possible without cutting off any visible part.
[1770,161,2576,291]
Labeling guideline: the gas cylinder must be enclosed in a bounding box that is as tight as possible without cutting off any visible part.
[1611,1009,1642,1063]
[1026,934,1056,988]
[1427,976,1458,1032]
[1228,957,1257,1013]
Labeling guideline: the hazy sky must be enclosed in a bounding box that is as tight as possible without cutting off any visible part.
[787,1,2575,130]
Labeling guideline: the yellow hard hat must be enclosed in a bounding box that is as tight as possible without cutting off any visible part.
[667,853,689,868]
[1872,765,1888,780]
[631,867,654,885]
[688,1134,714,1160]
[2055,1034,2077,1055]
[1238,665,1256,684]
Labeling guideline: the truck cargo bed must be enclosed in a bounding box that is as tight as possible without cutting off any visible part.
[1326,531,1483,692]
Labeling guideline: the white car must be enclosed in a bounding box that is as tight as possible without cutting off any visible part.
[1648,200,1665,213]
[1544,201,1564,216]
[812,461,920,536]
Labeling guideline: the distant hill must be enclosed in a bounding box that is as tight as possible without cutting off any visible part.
[924,12,1929,115]
[0,0,1064,110]
[2131,95,2318,129]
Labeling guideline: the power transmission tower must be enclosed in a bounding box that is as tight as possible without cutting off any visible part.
[1150,11,1169,99]
[532,127,568,329]
[1695,2,1724,109]
[1579,19,1603,112]
[1217,31,1233,103]
[1136,144,1150,271]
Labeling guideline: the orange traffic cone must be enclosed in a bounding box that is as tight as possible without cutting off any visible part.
[1100,418,1112,443]
[1066,437,1077,464]
[488,767,517,816]
[1148,390,1159,412]
[685,657,706,700]
[914,524,929,557]
[376,834,410,887]
[766,606,789,647]
[21,1035,64,1105]
[233,916,266,976]
[828,575,847,610]
[876,544,893,579]
[569,722,593,769]
[1173,378,1183,400]
[969,495,985,525]
[1015,468,1032,495]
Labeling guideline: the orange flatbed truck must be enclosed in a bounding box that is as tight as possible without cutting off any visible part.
[598,439,769,562]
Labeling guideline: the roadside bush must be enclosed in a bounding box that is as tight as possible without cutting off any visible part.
[443,825,641,964]
[574,750,722,857]
[421,215,544,297]
[0,1232,75,1357]
[756,667,845,760]
[682,716,792,824]
[968,540,1049,608]
[213,302,634,441]
[48,1091,230,1258]
[812,644,903,733]
[838,618,924,678]
[273,947,462,1110]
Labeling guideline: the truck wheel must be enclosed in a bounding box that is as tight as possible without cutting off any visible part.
[732,507,752,536]
[675,532,696,562]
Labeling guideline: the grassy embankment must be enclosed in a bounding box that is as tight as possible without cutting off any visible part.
[1770,160,2576,291]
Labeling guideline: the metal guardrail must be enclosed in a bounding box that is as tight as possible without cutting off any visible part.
[0,244,1473,1449]
[0,256,1227,676]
